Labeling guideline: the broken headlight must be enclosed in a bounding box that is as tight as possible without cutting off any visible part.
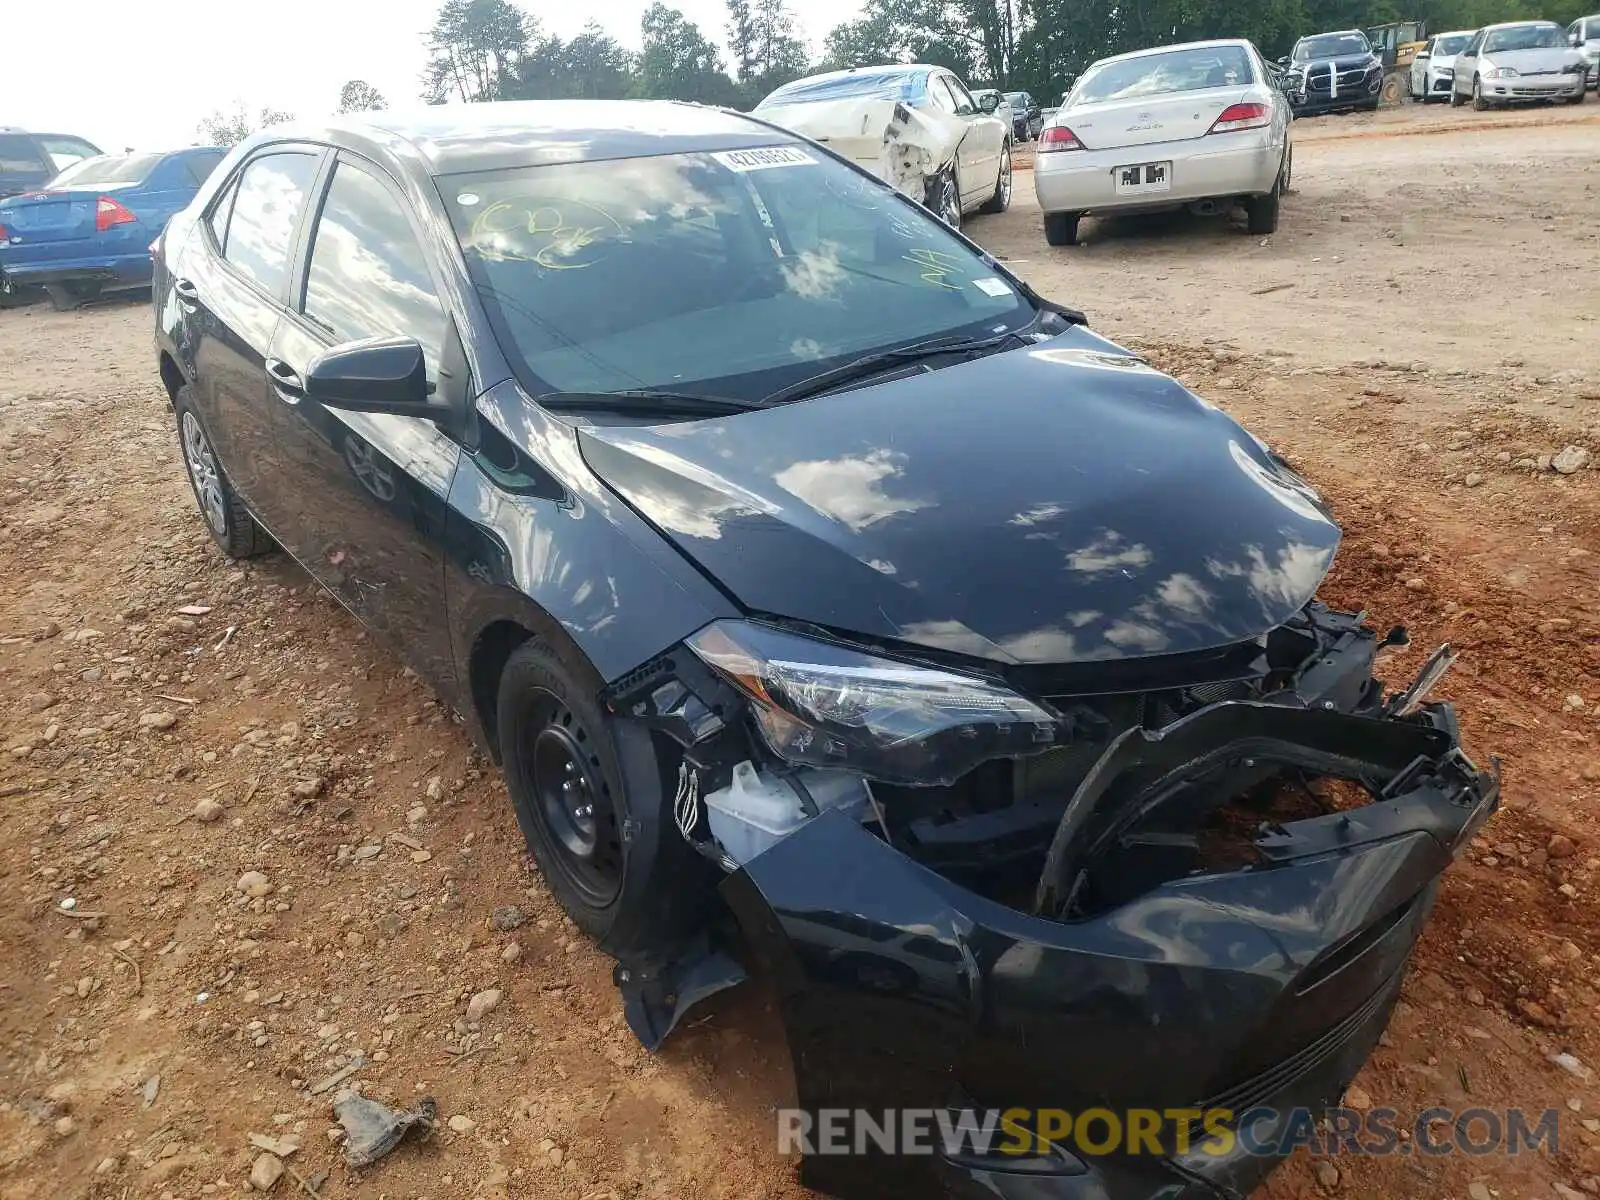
[684,619,1058,786]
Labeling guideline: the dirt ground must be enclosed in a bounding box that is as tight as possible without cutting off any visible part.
[2,100,1598,1200]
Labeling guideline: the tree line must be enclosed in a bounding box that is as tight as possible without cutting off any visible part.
[200,0,1590,145]
[420,0,1590,112]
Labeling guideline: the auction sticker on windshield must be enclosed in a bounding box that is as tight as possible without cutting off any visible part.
[712,146,816,171]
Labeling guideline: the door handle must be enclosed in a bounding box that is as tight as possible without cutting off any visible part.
[266,357,304,403]
[173,278,199,308]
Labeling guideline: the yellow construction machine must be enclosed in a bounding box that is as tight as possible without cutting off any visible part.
[1367,20,1428,104]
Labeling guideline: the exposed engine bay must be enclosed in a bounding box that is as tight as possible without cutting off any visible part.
[607,600,1477,920]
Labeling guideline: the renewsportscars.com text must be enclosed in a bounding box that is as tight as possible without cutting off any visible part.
[777,1106,1560,1159]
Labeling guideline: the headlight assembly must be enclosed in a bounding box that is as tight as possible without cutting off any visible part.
[685,619,1059,785]
[1485,66,1518,78]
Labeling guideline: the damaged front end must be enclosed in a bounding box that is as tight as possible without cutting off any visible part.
[604,602,1497,1199]
[756,97,966,206]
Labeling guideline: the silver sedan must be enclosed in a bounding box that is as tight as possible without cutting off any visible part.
[1033,39,1292,246]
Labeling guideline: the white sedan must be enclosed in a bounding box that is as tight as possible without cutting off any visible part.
[1033,39,1292,246]
[1410,30,1476,102]
[754,65,1013,229]
[1450,21,1588,107]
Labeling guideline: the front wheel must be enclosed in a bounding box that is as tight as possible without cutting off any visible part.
[1567,88,1586,105]
[1450,82,1466,107]
[1472,77,1490,110]
[978,144,1012,214]
[1043,212,1079,246]
[497,639,718,956]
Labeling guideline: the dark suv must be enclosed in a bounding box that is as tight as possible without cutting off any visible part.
[0,127,102,198]
[152,100,1496,1200]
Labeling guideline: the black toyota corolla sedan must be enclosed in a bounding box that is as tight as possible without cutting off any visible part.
[153,101,1496,1199]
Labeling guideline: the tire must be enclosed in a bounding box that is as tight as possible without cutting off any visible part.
[926,166,961,230]
[1282,144,1295,193]
[1450,81,1465,107]
[1043,212,1079,246]
[978,143,1012,215]
[43,280,102,312]
[1245,160,1284,235]
[1568,88,1586,105]
[497,638,718,956]
[1472,77,1489,110]
[173,387,274,559]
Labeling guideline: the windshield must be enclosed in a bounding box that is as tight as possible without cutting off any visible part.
[1294,34,1371,61]
[1484,24,1566,51]
[48,153,163,189]
[758,70,926,108]
[1074,46,1255,103]
[443,147,1032,403]
[1433,34,1472,54]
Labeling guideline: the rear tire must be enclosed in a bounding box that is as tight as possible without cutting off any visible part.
[1246,166,1283,235]
[1043,212,1079,246]
[173,386,274,559]
[926,166,962,230]
[497,639,718,956]
[43,280,102,312]
[978,143,1012,215]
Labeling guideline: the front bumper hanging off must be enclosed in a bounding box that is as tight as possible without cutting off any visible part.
[721,696,1497,1199]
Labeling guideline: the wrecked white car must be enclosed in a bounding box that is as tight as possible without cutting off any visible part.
[754,64,1013,228]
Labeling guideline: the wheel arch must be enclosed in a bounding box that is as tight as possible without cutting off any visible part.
[158,350,186,404]
[464,597,598,763]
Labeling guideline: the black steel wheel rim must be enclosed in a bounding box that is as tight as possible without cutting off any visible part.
[523,691,623,907]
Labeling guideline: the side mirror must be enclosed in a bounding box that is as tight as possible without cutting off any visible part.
[1277,55,1291,67]
[1416,50,1430,59]
[977,93,999,113]
[306,336,432,414]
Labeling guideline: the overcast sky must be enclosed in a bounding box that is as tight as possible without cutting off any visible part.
[7,0,855,152]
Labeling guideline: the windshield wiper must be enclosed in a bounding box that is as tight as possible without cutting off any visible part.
[535,389,762,419]
[761,329,1027,407]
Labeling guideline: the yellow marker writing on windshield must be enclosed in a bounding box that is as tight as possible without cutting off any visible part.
[904,247,963,290]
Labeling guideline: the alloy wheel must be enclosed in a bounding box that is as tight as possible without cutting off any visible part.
[939,173,961,228]
[524,693,623,908]
[180,411,227,536]
[997,147,1013,207]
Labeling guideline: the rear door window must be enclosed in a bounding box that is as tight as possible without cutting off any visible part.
[220,151,319,297]
[0,134,49,174]
[301,160,445,365]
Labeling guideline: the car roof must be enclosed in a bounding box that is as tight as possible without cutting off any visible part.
[1483,19,1560,29]
[1088,38,1255,67]
[1434,29,1476,37]
[252,100,803,177]
[1298,29,1365,39]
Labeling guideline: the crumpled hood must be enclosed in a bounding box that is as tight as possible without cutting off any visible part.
[1482,47,1586,72]
[577,327,1340,666]
[1299,54,1380,72]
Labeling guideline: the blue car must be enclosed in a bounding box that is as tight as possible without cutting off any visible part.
[0,146,226,309]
